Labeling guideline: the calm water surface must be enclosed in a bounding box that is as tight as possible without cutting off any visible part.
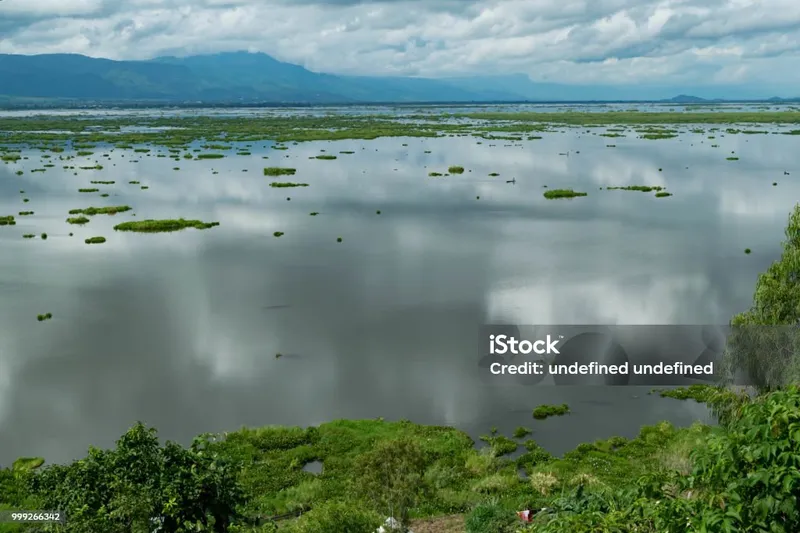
[1,120,797,465]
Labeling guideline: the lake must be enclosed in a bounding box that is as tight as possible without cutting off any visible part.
[1,109,797,465]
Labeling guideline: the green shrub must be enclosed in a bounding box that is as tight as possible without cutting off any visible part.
[285,501,382,533]
[465,501,517,533]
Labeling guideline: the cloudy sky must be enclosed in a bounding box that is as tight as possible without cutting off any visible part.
[1,0,800,88]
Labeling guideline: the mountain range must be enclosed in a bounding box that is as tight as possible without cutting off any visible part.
[1,52,798,106]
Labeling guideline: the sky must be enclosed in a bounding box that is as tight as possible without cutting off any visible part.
[1,0,800,88]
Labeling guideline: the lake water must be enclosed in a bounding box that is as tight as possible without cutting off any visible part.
[1,116,797,466]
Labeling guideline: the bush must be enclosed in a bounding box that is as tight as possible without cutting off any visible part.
[465,501,517,533]
[285,501,382,533]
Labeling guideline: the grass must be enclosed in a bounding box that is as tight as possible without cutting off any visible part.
[543,189,587,199]
[532,404,570,420]
[113,219,220,233]
[270,182,309,188]
[458,110,800,124]
[513,427,532,439]
[264,167,297,176]
[85,236,106,244]
[69,206,131,215]
[605,185,665,192]
[36,312,53,322]
[67,216,90,225]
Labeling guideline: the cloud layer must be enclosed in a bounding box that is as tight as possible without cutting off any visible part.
[1,0,800,87]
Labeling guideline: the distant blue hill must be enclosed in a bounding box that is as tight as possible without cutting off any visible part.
[0,51,797,105]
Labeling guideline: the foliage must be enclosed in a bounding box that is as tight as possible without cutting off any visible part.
[354,438,431,531]
[464,501,517,533]
[282,501,382,533]
[27,422,245,533]
[726,204,800,392]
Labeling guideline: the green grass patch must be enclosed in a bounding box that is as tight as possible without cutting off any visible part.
[605,185,665,192]
[113,219,220,233]
[264,167,297,176]
[270,182,309,188]
[532,404,570,419]
[69,206,131,216]
[543,189,587,199]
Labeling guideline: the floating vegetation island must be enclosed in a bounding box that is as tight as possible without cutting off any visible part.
[544,189,588,199]
[269,182,309,188]
[85,236,106,244]
[69,206,132,216]
[113,219,220,233]
[533,403,571,419]
[605,186,665,192]
[264,167,297,176]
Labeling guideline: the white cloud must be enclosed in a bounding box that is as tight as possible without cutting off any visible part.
[0,0,799,86]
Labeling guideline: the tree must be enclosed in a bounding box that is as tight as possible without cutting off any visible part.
[726,204,800,392]
[354,438,430,532]
[28,422,245,533]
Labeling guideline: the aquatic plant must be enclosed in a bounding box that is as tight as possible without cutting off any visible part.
[113,219,220,233]
[606,185,665,192]
[269,182,308,188]
[85,236,106,244]
[543,189,587,199]
[67,216,90,224]
[264,167,297,176]
[448,166,465,174]
[273,232,284,237]
[69,206,131,215]
[533,404,570,419]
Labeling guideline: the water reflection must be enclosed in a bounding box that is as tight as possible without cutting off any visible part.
[1,127,796,465]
